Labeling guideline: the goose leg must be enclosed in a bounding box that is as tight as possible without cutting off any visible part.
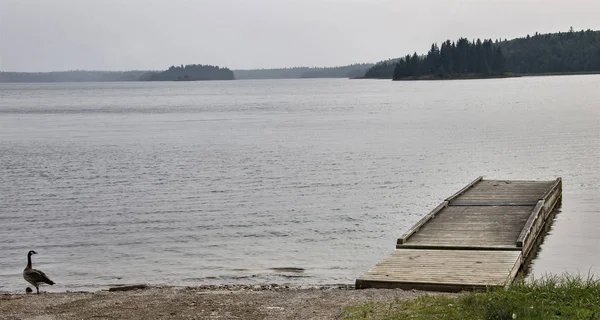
[36,286,39,294]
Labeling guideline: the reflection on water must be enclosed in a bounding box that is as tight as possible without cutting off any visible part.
[0,76,599,292]
[529,193,600,278]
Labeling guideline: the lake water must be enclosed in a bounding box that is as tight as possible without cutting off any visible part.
[0,77,599,293]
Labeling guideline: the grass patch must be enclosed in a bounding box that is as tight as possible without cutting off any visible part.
[343,274,600,320]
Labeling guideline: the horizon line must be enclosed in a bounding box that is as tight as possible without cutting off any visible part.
[0,62,377,74]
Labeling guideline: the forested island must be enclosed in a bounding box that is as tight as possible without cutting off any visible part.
[140,64,234,81]
[364,29,600,79]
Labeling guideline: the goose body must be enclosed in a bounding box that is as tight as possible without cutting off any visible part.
[23,250,54,294]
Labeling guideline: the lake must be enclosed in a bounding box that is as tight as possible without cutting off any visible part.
[0,76,599,292]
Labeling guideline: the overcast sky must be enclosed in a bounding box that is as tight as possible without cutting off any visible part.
[1,0,600,72]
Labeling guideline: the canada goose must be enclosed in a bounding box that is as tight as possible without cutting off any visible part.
[23,250,54,294]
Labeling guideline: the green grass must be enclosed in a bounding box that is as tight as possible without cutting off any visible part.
[343,274,600,320]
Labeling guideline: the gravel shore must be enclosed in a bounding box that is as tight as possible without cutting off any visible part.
[0,285,457,320]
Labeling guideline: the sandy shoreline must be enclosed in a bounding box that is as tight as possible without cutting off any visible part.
[0,285,456,320]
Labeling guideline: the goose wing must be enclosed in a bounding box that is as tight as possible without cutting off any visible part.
[24,268,55,285]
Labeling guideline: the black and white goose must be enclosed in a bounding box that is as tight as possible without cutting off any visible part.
[23,250,54,294]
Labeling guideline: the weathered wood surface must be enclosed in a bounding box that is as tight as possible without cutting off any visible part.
[517,178,562,259]
[449,180,554,205]
[444,176,483,202]
[397,201,448,244]
[356,249,522,291]
[517,201,545,249]
[358,177,562,292]
[399,206,534,248]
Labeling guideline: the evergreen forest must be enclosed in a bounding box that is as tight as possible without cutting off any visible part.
[363,29,600,79]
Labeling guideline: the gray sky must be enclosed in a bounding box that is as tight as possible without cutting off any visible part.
[1,0,600,72]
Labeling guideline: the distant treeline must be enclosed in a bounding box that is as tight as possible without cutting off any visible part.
[0,70,149,82]
[141,64,234,81]
[233,67,311,80]
[364,29,600,79]
[300,64,374,78]
[502,29,600,73]
[234,63,373,80]
[365,38,506,79]
[0,64,372,82]
[361,59,400,79]
[394,39,505,79]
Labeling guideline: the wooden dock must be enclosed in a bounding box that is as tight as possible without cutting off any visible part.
[356,177,562,291]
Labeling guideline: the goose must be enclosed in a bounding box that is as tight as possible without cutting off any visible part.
[23,250,54,294]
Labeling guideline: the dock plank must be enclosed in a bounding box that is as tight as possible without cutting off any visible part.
[450,180,554,204]
[400,205,534,248]
[356,249,522,291]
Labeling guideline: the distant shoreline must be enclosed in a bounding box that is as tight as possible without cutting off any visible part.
[353,71,600,81]
[0,63,374,83]
[393,72,521,81]
[1,70,600,83]
[519,70,600,77]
